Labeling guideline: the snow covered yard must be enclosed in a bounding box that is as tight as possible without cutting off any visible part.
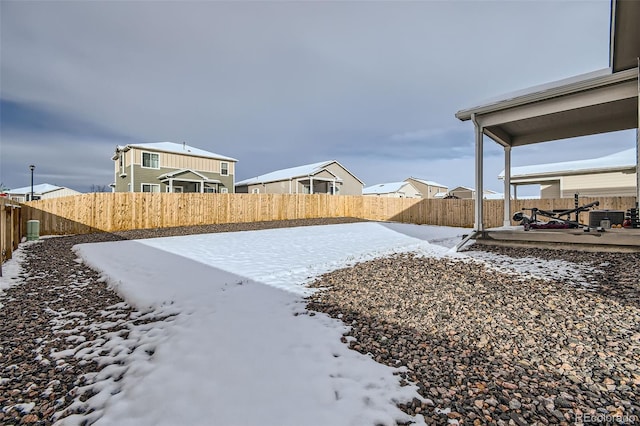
[2,219,637,425]
[68,222,468,426]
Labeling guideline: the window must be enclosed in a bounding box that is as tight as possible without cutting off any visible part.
[220,187,228,194]
[141,183,160,193]
[220,162,229,176]
[252,188,260,194]
[142,152,160,169]
[166,186,183,193]
[204,187,216,193]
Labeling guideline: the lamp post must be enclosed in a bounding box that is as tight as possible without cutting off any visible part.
[29,164,35,201]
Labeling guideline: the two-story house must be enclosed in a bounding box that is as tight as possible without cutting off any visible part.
[112,142,237,193]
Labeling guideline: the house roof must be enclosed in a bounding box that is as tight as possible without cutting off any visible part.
[116,142,238,162]
[363,182,412,195]
[455,67,638,147]
[406,177,447,188]
[6,183,69,195]
[450,186,474,192]
[498,148,636,179]
[235,160,364,186]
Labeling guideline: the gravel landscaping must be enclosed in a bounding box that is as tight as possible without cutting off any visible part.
[1,219,639,425]
[308,246,640,425]
[0,218,363,425]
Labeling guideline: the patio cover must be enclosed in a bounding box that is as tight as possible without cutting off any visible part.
[455,0,639,232]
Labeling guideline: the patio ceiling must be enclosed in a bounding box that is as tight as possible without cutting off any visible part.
[455,67,638,147]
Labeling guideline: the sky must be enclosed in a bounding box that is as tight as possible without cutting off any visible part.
[0,0,635,195]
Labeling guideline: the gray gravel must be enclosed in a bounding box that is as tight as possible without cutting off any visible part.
[2,219,638,425]
[0,218,363,425]
[307,246,640,425]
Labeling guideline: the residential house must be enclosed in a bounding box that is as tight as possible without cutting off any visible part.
[5,183,81,202]
[404,177,448,199]
[448,186,501,199]
[235,160,364,195]
[498,148,636,199]
[363,181,421,198]
[112,142,237,193]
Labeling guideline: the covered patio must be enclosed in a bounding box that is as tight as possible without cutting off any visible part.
[454,0,639,250]
[158,169,223,193]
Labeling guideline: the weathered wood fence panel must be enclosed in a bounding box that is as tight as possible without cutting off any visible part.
[18,193,637,237]
[1,197,22,268]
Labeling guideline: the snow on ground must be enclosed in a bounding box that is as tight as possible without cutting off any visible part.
[463,250,603,287]
[71,222,469,426]
[4,221,603,425]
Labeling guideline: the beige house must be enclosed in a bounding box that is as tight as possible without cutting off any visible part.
[6,183,81,202]
[112,142,237,193]
[499,148,636,199]
[363,181,421,198]
[448,186,501,200]
[235,160,364,195]
[404,177,448,199]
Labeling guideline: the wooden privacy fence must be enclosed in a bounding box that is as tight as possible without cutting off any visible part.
[1,197,23,268]
[19,193,638,236]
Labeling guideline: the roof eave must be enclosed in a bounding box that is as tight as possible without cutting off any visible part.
[455,67,637,121]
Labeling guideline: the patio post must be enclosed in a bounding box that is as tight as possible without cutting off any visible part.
[503,145,511,227]
[309,177,314,194]
[169,178,173,193]
[472,113,484,232]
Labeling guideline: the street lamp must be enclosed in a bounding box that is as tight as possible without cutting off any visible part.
[29,164,35,201]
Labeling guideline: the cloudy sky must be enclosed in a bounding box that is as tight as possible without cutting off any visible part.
[0,0,635,195]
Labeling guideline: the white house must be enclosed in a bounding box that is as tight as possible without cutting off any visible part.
[363,181,421,198]
[499,148,636,199]
[5,183,81,202]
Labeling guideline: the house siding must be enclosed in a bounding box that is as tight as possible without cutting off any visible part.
[114,146,236,193]
[540,182,561,199]
[450,188,474,199]
[323,163,363,195]
[405,179,448,199]
[236,161,363,195]
[561,171,637,197]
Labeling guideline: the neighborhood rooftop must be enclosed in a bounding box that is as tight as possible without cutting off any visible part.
[236,160,345,186]
[115,142,238,162]
[407,177,447,188]
[6,183,64,194]
[363,182,409,195]
[498,148,636,178]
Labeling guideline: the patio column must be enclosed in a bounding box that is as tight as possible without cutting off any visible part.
[200,180,204,193]
[310,177,314,194]
[169,178,173,193]
[503,145,511,227]
[472,113,484,232]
